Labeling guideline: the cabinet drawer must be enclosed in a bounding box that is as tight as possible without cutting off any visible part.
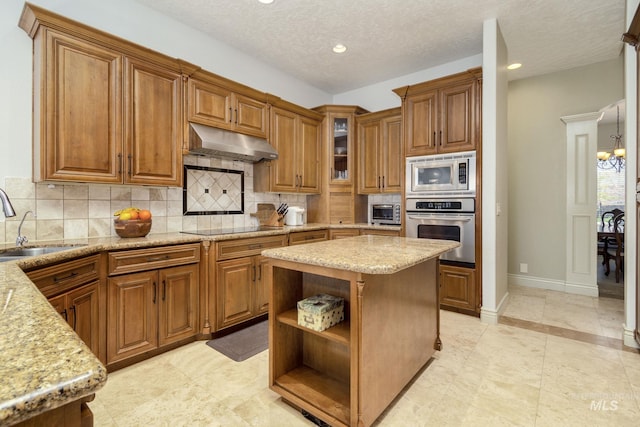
[27,254,101,298]
[108,243,200,276]
[289,230,329,245]
[216,235,288,261]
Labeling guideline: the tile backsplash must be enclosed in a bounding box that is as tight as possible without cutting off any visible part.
[0,155,307,244]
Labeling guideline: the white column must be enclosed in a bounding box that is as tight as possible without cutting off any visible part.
[561,112,602,296]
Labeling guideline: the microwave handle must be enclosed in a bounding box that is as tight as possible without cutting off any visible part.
[407,215,472,223]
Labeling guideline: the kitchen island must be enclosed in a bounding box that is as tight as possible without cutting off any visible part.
[262,235,459,427]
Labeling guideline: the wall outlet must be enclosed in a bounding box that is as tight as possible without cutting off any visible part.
[520,263,528,273]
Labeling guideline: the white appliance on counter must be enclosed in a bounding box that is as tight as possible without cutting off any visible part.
[284,206,306,225]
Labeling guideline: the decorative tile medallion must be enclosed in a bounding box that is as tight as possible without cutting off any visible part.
[183,165,244,215]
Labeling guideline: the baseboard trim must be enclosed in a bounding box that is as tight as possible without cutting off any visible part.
[480,290,510,325]
[508,273,598,297]
[623,326,640,349]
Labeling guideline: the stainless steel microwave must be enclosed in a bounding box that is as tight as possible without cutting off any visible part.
[371,203,401,225]
[405,150,476,197]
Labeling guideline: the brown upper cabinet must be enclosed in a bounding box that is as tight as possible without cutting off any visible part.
[254,98,323,194]
[357,107,402,194]
[186,69,269,139]
[20,4,185,187]
[393,68,482,157]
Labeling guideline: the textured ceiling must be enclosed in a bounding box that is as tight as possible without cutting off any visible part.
[134,0,626,94]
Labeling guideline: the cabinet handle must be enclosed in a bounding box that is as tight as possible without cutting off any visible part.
[162,280,166,301]
[234,108,238,124]
[433,131,436,147]
[439,130,442,146]
[53,272,77,282]
[382,176,385,189]
[127,154,132,177]
[331,168,333,179]
[117,153,123,177]
[252,265,256,282]
[248,243,263,250]
[378,176,381,189]
[146,255,170,262]
[61,308,68,321]
[298,174,302,188]
[257,265,262,281]
[229,107,233,123]
[153,282,157,304]
[70,305,77,330]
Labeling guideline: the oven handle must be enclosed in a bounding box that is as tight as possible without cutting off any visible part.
[407,215,473,222]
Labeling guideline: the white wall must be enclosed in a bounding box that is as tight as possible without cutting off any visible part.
[480,19,509,323]
[623,0,639,347]
[333,54,483,112]
[507,58,624,285]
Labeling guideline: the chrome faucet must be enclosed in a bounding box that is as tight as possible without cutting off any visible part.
[0,188,16,218]
[16,211,34,247]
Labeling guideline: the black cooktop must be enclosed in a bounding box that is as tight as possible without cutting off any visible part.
[180,226,280,236]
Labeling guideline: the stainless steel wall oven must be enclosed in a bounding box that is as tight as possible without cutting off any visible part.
[405,198,475,266]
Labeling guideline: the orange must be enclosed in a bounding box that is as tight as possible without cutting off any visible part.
[139,209,152,220]
[128,210,139,220]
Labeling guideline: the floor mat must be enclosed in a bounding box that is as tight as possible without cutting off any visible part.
[206,320,268,362]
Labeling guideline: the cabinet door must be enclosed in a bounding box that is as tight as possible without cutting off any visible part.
[438,80,476,153]
[234,94,268,138]
[358,120,381,194]
[48,294,68,320]
[124,57,182,186]
[269,107,298,192]
[254,256,270,315]
[329,192,355,224]
[158,264,199,346]
[40,30,122,183]
[216,257,255,329]
[107,271,158,364]
[381,115,403,192]
[329,114,353,187]
[298,115,321,193]
[404,90,438,156]
[67,281,100,356]
[187,78,232,129]
[439,264,476,312]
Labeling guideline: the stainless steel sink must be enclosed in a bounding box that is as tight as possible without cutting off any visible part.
[0,245,86,262]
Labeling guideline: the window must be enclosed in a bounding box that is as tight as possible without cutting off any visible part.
[597,167,625,224]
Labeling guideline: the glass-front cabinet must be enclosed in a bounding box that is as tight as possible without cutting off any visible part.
[313,105,368,189]
[331,116,350,184]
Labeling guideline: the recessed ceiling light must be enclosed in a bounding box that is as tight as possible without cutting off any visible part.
[333,44,347,54]
[258,0,274,4]
[507,63,522,70]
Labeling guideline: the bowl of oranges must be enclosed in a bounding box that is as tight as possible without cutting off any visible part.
[113,207,153,238]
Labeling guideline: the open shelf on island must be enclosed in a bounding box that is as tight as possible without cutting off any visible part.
[275,365,350,425]
[276,309,350,347]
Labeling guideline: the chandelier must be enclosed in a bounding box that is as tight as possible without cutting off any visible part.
[597,105,625,173]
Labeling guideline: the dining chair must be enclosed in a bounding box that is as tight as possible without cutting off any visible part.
[605,214,625,283]
[601,208,624,229]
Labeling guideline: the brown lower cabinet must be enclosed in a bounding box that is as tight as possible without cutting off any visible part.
[216,255,270,329]
[214,235,288,331]
[48,282,100,354]
[26,254,103,361]
[106,244,200,366]
[439,263,479,316]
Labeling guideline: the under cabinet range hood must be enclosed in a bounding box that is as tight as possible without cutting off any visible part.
[188,123,278,163]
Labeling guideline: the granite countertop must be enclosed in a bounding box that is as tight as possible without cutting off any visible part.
[261,235,460,274]
[0,264,107,425]
[0,222,399,424]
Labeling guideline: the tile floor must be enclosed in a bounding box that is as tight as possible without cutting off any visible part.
[89,285,640,426]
